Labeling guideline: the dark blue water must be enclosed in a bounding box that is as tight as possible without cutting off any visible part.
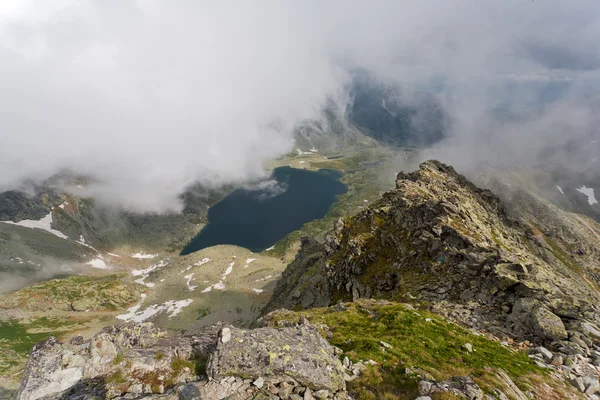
[181,167,347,254]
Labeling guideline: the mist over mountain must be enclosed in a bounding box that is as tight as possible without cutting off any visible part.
[1,1,599,213]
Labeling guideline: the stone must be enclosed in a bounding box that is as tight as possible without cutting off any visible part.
[583,376,600,395]
[550,355,563,366]
[586,381,600,395]
[535,346,553,361]
[380,341,393,349]
[221,327,232,343]
[571,377,586,392]
[208,325,346,392]
[418,380,433,395]
[463,343,473,353]
[129,383,143,394]
[415,397,432,400]
[313,389,330,399]
[253,377,265,389]
[511,298,568,342]
[304,388,315,400]
[177,383,202,400]
[342,357,349,368]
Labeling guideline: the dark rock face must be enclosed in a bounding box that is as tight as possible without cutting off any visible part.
[0,189,62,222]
[263,160,600,349]
[347,69,449,148]
[261,237,330,316]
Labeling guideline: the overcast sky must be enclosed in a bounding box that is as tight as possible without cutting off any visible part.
[1,1,599,211]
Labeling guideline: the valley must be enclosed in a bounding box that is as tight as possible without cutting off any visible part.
[0,144,402,395]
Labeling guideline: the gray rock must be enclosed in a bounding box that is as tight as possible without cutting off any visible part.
[415,397,432,400]
[511,298,568,342]
[535,346,553,361]
[304,388,315,400]
[17,337,83,400]
[253,377,265,389]
[428,376,484,400]
[313,390,330,399]
[418,380,433,395]
[463,343,473,353]
[583,376,600,395]
[208,325,346,392]
[571,377,586,392]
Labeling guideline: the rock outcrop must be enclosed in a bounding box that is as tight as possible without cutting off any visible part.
[263,160,600,351]
[17,321,348,400]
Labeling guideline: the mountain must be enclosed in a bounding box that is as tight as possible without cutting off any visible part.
[10,160,600,400]
[346,69,449,148]
[264,161,600,342]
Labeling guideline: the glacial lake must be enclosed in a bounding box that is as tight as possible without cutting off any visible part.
[180,167,347,254]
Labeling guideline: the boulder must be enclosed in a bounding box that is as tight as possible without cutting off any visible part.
[208,324,346,392]
[510,298,568,342]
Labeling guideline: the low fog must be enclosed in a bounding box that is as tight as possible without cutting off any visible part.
[1,1,599,212]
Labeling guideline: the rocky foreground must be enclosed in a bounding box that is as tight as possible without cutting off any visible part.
[18,321,350,400]
[15,160,600,399]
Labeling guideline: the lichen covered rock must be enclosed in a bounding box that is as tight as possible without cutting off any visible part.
[208,323,346,393]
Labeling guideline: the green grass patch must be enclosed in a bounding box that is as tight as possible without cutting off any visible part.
[268,300,545,399]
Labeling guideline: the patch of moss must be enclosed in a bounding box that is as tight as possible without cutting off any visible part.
[112,353,124,365]
[196,307,211,320]
[105,369,127,384]
[269,300,545,399]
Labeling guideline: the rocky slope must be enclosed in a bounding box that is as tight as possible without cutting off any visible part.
[17,321,350,400]
[12,160,600,400]
[264,160,600,346]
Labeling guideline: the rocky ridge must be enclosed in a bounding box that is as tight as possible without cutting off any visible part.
[262,160,600,397]
[15,160,600,400]
[264,160,600,345]
[17,321,350,400]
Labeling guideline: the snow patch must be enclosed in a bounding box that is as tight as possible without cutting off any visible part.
[1,213,68,240]
[108,253,121,258]
[77,235,101,253]
[244,258,257,268]
[184,273,197,291]
[116,299,193,322]
[183,257,211,272]
[265,245,275,251]
[252,288,264,294]
[131,252,157,259]
[223,261,235,276]
[132,259,169,288]
[556,185,564,194]
[86,258,110,270]
[201,280,226,293]
[576,186,598,205]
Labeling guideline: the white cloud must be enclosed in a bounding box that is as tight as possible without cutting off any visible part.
[1,1,600,211]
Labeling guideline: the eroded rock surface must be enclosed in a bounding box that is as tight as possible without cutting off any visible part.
[17,322,348,400]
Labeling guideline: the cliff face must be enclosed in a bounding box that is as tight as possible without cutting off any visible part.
[264,160,600,348]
